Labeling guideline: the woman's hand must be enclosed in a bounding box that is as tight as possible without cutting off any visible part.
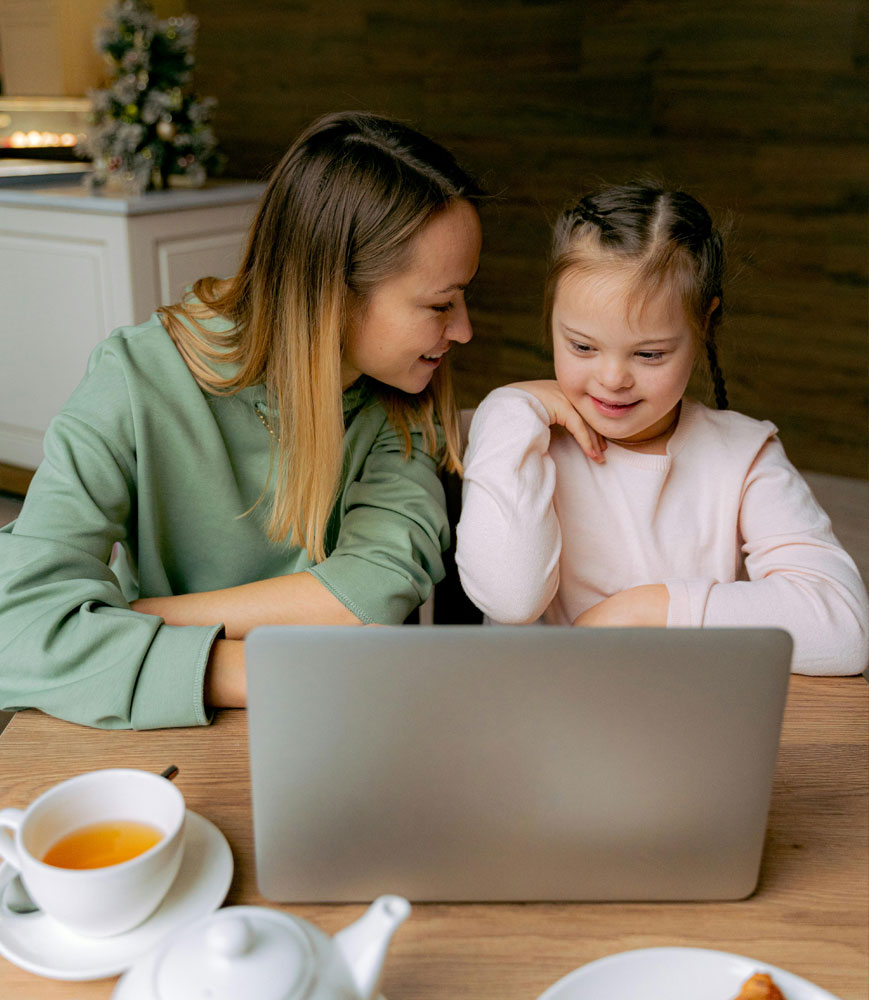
[572,584,670,627]
[507,380,606,462]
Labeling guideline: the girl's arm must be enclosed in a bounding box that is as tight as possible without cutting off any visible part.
[689,440,868,675]
[456,385,599,623]
[572,584,670,627]
[504,380,607,462]
[573,440,867,673]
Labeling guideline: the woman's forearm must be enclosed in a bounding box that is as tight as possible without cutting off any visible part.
[132,570,362,637]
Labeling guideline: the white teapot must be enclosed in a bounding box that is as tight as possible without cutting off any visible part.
[112,894,411,1000]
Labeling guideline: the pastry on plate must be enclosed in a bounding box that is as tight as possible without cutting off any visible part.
[734,973,785,1000]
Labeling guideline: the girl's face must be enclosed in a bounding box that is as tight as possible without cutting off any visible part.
[342,199,482,393]
[552,268,697,449]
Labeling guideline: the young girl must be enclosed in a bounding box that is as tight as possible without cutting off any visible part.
[456,184,867,675]
[0,111,483,729]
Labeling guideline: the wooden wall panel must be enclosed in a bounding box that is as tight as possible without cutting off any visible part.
[187,0,868,477]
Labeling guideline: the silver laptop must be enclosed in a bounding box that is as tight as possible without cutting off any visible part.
[245,625,792,903]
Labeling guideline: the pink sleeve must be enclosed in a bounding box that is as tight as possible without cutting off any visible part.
[455,388,561,623]
[701,439,868,675]
[664,577,716,627]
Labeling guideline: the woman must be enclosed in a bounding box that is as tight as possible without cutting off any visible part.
[0,111,483,729]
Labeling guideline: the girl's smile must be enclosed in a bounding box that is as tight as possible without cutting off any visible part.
[589,396,641,416]
[552,268,697,453]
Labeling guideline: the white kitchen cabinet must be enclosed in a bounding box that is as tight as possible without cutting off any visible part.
[0,180,265,472]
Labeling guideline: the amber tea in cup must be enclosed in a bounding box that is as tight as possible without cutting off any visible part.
[0,768,186,936]
[42,819,163,869]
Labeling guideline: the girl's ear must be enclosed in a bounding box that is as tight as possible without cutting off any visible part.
[700,296,721,336]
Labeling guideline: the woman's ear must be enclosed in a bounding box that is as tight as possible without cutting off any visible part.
[344,289,365,335]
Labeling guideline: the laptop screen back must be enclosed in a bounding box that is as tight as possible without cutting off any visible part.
[246,625,791,902]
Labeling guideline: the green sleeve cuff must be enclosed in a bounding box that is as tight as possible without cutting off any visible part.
[130,623,224,730]
[308,556,424,625]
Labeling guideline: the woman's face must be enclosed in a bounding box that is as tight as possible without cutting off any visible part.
[342,199,482,393]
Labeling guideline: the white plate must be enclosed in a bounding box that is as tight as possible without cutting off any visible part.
[537,947,843,1000]
[0,810,233,981]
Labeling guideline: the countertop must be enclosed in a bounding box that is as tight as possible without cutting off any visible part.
[0,160,91,186]
[0,178,267,215]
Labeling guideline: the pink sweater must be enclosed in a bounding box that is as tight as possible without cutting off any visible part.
[456,388,869,676]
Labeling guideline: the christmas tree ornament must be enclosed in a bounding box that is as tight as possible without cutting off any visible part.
[83,0,224,196]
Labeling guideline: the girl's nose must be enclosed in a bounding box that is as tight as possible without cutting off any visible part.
[597,356,633,390]
[446,302,473,344]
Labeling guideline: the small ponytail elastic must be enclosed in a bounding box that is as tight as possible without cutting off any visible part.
[574,198,608,229]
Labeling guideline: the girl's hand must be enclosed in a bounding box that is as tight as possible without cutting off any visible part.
[572,584,669,627]
[507,380,606,463]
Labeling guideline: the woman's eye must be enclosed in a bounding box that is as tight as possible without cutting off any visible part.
[431,302,454,313]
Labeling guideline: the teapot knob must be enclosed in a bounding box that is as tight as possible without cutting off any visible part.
[206,916,254,958]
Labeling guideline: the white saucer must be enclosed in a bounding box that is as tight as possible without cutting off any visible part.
[537,947,842,1000]
[0,810,233,981]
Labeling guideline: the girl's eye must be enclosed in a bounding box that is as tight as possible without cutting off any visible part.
[431,302,454,313]
[636,351,665,361]
[570,342,595,355]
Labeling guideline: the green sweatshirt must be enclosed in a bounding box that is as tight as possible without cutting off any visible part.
[0,314,449,730]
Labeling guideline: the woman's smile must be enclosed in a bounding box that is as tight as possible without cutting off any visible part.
[420,345,450,365]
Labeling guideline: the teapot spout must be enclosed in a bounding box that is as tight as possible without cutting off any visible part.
[333,895,411,1000]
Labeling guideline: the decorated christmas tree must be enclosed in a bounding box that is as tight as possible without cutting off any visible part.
[84,0,224,194]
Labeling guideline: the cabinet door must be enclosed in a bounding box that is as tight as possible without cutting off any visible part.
[156,230,249,306]
[125,201,258,327]
[0,231,112,468]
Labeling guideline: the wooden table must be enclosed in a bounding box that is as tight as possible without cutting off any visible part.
[1,675,866,998]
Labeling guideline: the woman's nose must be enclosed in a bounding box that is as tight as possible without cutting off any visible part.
[446,302,473,344]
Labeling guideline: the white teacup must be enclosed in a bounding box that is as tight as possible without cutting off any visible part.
[0,768,186,937]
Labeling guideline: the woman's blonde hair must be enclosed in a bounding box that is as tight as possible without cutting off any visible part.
[159,111,483,561]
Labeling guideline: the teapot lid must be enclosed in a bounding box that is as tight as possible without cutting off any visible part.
[152,906,316,1000]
